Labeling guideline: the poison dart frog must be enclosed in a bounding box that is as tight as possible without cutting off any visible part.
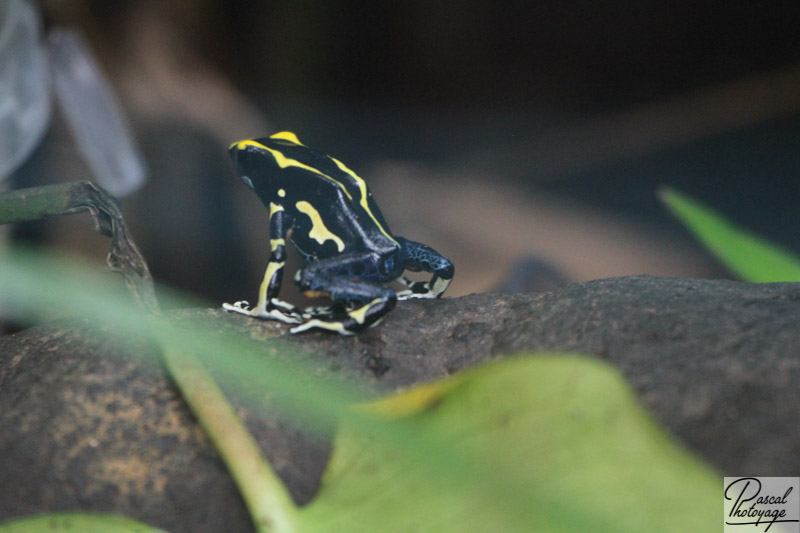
[222,131,454,335]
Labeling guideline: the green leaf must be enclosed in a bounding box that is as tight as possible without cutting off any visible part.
[659,186,800,282]
[297,355,719,533]
[0,512,168,533]
[0,248,721,532]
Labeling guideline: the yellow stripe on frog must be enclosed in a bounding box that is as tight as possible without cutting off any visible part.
[349,297,384,324]
[330,156,398,245]
[231,139,353,201]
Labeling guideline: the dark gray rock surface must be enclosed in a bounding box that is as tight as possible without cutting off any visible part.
[1,275,799,532]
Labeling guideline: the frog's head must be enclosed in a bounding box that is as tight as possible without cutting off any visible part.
[228,139,265,191]
[229,132,305,194]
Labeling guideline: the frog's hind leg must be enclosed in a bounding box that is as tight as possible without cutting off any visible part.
[394,237,454,299]
[291,295,394,335]
[291,256,397,335]
[292,280,396,335]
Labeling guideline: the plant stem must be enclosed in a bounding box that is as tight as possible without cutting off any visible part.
[158,330,299,533]
[0,181,158,312]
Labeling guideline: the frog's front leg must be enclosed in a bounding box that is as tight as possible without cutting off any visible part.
[223,205,302,324]
[290,253,397,335]
[394,237,454,299]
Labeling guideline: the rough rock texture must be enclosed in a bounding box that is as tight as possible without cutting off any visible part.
[1,275,799,532]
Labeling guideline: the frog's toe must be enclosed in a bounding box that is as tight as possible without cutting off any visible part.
[396,275,451,299]
[396,281,435,299]
[396,289,435,300]
[223,301,251,313]
[223,300,303,324]
[263,307,303,324]
[269,298,303,316]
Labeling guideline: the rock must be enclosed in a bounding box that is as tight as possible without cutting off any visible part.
[1,275,799,532]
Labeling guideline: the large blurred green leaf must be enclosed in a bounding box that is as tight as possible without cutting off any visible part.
[0,356,721,533]
[0,512,167,533]
[0,248,721,533]
[660,187,800,282]
[297,355,719,533]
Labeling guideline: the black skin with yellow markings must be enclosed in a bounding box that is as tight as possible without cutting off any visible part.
[222,131,454,335]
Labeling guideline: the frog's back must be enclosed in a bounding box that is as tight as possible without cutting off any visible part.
[230,132,398,257]
[250,134,381,206]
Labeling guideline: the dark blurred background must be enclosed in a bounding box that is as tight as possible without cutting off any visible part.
[12,0,800,304]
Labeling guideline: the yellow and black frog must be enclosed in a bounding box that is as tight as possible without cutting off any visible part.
[223,132,454,335]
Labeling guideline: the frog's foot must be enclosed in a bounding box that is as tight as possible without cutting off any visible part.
[395,238,454,299]
[290,297,393,335]
[396,277,451,300]
[268,298,304,319]
[396,287,430,300]
[222,299,303,324]
[223,300,253,313]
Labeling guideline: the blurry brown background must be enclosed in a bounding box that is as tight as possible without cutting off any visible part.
[12,0,800,304]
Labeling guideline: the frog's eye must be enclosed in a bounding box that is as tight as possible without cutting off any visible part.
[241,175,254,190]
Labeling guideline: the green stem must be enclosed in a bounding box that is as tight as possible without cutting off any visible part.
[0,181,158,313]
[158,330,299,533]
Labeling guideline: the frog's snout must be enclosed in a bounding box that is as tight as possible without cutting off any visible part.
[228,142,242,164]
[228,142,255,190]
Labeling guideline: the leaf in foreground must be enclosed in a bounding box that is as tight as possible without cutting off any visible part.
[297,354,719,533]
[659,186,800,282]
[0,249,719,532]
[0,512,168,533]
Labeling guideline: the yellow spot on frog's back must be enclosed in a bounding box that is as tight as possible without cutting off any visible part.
[270,131,305,145]
[295,201,345,252]
[278,188,286,197]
